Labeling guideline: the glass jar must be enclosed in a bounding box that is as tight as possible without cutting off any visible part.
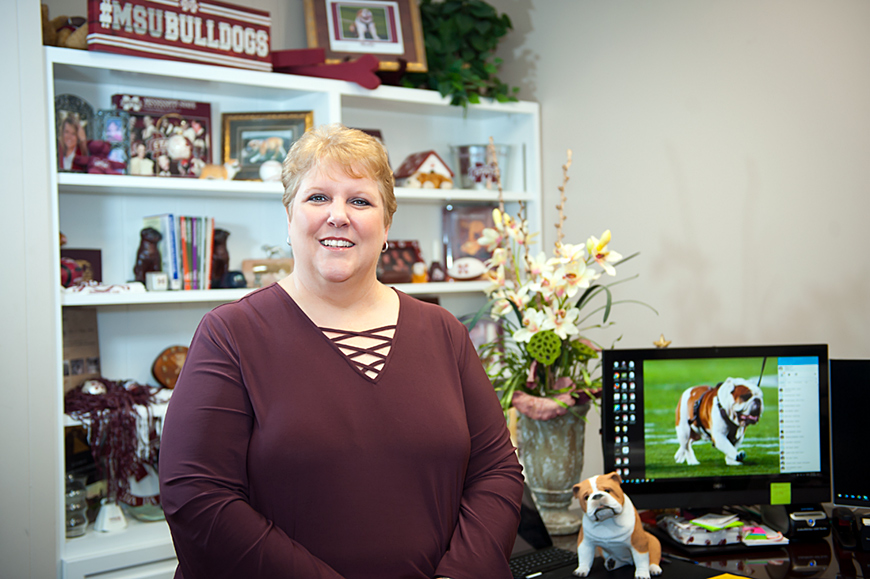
[65,473,88,538]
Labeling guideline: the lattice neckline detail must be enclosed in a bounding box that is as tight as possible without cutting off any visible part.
[319,324,396,380]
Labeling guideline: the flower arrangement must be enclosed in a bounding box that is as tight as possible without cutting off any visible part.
[471,146,649,420]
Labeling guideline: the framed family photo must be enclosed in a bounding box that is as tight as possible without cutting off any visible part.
[304,0,427,72]
[221,111,314,181]
[96,109,131,173]
[55,94,94,172]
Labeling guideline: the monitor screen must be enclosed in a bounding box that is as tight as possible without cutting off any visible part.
[829,359,870,508]
[601,344,830,510]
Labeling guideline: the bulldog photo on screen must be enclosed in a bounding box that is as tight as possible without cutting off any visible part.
[674,377,765,466]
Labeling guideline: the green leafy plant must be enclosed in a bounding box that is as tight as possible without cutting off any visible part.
[402,0,520,108]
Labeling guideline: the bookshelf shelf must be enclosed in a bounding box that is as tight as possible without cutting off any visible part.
[60,281,489,307]
[57,173,532,203]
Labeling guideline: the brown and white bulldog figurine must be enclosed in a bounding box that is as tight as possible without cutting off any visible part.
[674,377,764,466]
[573,472,662,578]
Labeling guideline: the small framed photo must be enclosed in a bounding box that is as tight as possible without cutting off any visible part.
[241,258,295,289]
[377,240,423,284]
[96,110,131,174]
[55,94,94,172]
[222,111,314,181]
[442,204,496,268]
[60,249,102,284]
[304,0,427,72]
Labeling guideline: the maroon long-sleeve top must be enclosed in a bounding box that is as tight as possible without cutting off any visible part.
[159,285,523,578]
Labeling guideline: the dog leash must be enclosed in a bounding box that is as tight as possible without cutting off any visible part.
[758,357,767,387]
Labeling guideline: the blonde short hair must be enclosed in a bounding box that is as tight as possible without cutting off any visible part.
[281,123,396,228]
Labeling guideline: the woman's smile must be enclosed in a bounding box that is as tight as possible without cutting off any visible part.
[320,237,355,248]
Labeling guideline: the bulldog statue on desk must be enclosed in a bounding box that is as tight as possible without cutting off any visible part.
[572,472,663,579]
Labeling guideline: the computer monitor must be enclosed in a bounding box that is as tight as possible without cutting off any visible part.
[829,359,870,509]
[601,344,830,510]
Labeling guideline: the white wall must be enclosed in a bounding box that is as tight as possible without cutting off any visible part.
[487,0,870,479]
[491,0,870,355]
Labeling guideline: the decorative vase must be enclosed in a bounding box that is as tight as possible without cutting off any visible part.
[518,402,591,536]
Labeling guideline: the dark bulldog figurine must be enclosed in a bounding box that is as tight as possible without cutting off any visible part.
[133,227,163,283]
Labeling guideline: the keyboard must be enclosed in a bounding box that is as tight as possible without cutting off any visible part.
[509,546,577,578]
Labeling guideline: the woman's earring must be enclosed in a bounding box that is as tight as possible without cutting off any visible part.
[382,240,389,253]
[286,235,292,246]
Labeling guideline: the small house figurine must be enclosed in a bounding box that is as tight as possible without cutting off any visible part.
[394,150,454,189]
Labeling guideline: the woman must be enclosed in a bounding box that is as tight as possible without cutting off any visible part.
[159,124,523,578]
[58,114,87,171]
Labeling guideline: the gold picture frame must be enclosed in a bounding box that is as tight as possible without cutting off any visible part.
[221,111,314,181]
[304,0,427,73]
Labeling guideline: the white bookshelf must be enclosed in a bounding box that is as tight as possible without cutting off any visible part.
[47,46,540,577]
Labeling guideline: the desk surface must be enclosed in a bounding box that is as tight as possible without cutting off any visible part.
[550,531,869,578]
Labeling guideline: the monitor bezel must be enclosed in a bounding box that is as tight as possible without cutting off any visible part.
[829,358,870,509]
[601,343,831,510]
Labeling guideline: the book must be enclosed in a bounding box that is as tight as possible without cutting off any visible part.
[741,524,789,546]
[141,213,180,290]
[690,513,743,532]
[180,216,192,290]
[204,217,214,289]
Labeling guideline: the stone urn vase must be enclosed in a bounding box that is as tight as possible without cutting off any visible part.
[517,402,591,535]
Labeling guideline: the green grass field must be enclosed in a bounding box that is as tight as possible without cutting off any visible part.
[641,357,780,479]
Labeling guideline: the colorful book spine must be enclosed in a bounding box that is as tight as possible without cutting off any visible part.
[204,217,214,289]
[180,216,191,290]
[191,216,199,290]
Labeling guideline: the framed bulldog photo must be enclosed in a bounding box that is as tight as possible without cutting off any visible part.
[222,111,314,181]
[442,204,496,268]
[304,0,427,72]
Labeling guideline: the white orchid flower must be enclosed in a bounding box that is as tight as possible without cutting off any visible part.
[562,259,599,298]
[544,305,581,340]
[587,230,623,276]
[513,308,548,343]
[550,242,586,266]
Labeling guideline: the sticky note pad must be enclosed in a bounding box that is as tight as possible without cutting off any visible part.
[771,482,791,505]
